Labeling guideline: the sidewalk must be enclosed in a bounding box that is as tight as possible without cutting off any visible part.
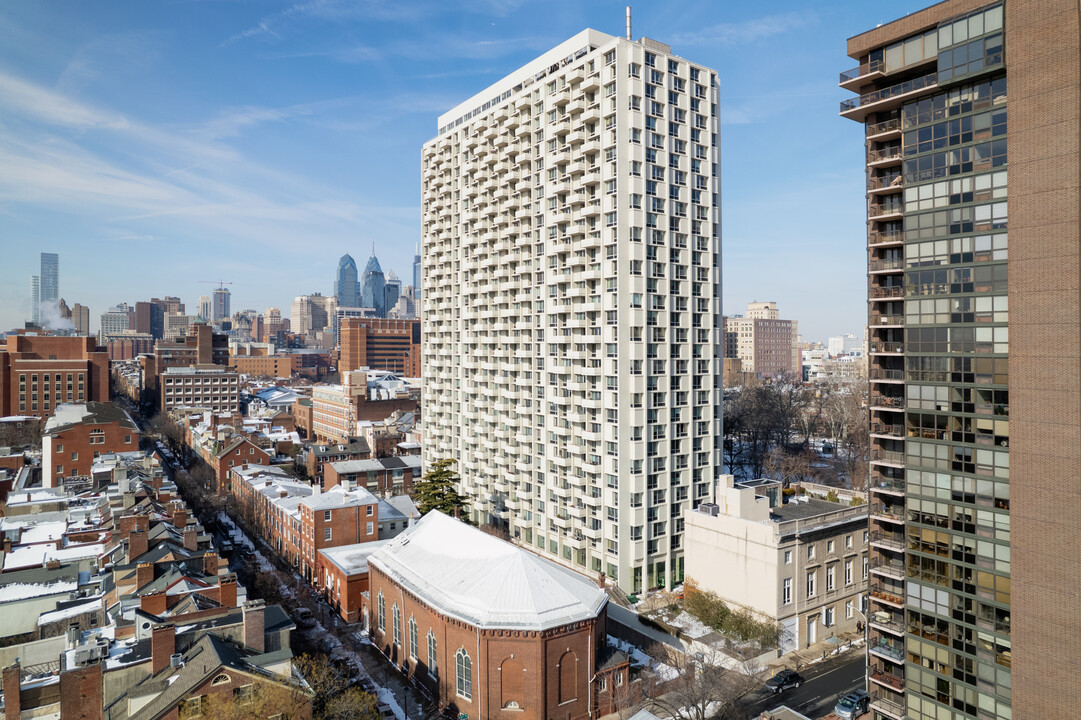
[769,630,864,673]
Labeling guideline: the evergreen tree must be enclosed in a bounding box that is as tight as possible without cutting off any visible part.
[414,458,473,524]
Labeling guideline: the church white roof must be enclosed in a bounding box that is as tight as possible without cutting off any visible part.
[368,511,607,631]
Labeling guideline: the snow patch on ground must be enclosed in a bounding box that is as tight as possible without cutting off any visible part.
[607,635,678,681]
[665,609,713,639]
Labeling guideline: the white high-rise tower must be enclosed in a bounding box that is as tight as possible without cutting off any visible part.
[421,29,721,593]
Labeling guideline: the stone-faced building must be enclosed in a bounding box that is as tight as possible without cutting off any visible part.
[367,512,620,720]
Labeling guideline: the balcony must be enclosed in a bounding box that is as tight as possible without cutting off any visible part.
[869,639,905,663]
[869,258,904,273]
[869,608,906,636]
[869,586,905,609]
[870,665,905,692]
[870,503,905,524]
[867,147,903,168]
[868,230,904,247]
[869,285,904,300]
[869,692,906,720]
[870,421,904,437]
[869,341,904,355]
[869,312,904,326]
[869,475,906,495]
[870,394,904,410]
[870,448,905,467]
[868,173,904,192]
[870,558,906,581]
[866,117,902,140]
[840,71,938,121]
[869,202,904,221]
[839,59,885,91]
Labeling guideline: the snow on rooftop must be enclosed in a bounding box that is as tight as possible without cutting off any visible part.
[37,598,103,626]
[301,484,377,510]
[0,580,77,603]
[18,520,68,545]
[319,540,393,576]
[369,511,607,631]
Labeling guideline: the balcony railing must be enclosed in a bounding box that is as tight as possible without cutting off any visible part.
[870,475,906,493]
[869,259,904,272]
[869,230,904,246]
[870,531,905,552]
[870,503,905,522]
[869,203,904,217]
[870,639,905,662]
[871,558,906,581]
[867,117,902,136]
[871,449,906,465]
[870,312,904,325]
[841,71,937,114]
[869,586,905,608]
[839,58,885,85]
[867,147,903,164]
[870,394,904,409]
[869,608,906,635]
[870,692,906,720]
[868,285,904,299]
[870,421,904,436]
[869,341,904,354]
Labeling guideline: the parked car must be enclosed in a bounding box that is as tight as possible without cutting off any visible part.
[834,689,870,719]
[764,668,804,694]
[292,607,317,629]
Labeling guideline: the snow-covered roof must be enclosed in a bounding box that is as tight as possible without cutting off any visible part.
[319,540,392,576]
[369,512,607,631]
[0,580,77,603]
[37,597,103,626]
[18,521,68,545]
[301,485,377,510]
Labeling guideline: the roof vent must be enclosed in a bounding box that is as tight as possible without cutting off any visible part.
[170,653,185,668]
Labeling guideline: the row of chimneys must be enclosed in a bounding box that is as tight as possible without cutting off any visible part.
[1,601,269,720]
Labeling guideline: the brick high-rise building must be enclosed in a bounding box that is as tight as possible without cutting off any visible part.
[0,335,109,419]
[422,29,721,593]
[723,302,798,379]
[842,2,1081,718]
[338,317,420,377]
[71,303,91,336]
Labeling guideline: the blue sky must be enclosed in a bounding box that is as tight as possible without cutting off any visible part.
[0,0,929,340]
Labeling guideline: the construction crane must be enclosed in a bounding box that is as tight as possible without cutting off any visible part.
[198,280,233,290]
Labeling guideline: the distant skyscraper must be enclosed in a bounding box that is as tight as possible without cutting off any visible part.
[360,253,386,317]
[384,270,402,316]
[212,288,231,323]
[198,295,212,321]
[335,254,360,308]
[30,275,40,325]
[71,303,91,335]
[100,304,134,339]
[39,252,59,314]
[413,244,421,305]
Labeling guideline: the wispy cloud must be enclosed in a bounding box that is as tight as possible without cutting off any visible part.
[667,12,815,46]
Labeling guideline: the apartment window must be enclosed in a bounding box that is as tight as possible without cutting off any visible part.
[845,600,854,619]
[456,649,473,699]
[367,521,374,535]
[863,556,869,579]
[823,606,835,627]
[807,545,815,560]
[392,604,401,646]
[806,571,816,598]
[782,578,792,605]
[233,685,254,705]
[428,630,438,678]
[378,592,385,631]
[845,534,852,549]
[784,550,792,564]
[323,510,332,521]
[826,566,835,592]
[844,559,853,586]
[409,616,418,659]
[827,540,835,554]
[324,528,332,541]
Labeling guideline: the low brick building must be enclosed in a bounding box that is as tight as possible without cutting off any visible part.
[0,334,109,419]
[367,512,625,720]
[42,403,140,488]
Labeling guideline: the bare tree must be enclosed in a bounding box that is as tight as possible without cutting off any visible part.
[644,644,763,720]
[763,447,816,489]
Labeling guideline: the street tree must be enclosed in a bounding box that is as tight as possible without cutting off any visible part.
[643,644,763,720]
[413,458,473,523]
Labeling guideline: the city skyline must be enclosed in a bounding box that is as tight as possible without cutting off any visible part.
[0,1,912,340]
